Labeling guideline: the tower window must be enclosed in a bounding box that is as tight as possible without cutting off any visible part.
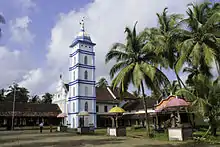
[96,105,99,112]
[74,57,76,65]
[85,102,88,111]
[73,87,75,96]
[84,56,88,65]
[84,70,88,79]
[104,106,108,112]
[73,71,75,80]
[85,86,88,96]
[72,102,75,112]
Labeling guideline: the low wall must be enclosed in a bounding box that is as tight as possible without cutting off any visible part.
[0,126,58,131]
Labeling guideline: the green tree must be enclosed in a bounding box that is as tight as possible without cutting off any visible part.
[0,88,5,101]
[96,77,108,88]
[105,22,169,137]
[162,80,181,96]
[5,84,30,103]
[41,93,53,104]
[142,8,185,87]
[0,14,5,38]
[183,65,200,86]
[176,74,220,137]
[175,2,220,77]
[29,95,40,103]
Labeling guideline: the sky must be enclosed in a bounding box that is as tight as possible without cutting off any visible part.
[0,0,217,96]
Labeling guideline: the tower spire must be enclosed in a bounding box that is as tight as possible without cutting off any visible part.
[80,17,85,31]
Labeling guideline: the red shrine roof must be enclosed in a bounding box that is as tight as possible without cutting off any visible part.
[155,95,190,112]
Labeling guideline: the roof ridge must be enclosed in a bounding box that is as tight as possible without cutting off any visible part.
[107,87,116,99]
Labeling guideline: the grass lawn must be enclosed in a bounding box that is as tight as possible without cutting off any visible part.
[0,128,219,147]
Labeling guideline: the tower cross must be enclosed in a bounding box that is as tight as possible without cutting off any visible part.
[80,17,85,31]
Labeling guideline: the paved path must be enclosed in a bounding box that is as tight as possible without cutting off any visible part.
[0,130,218,147]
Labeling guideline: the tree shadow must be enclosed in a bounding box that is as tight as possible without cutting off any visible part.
[0,132,76,144]
[135,141,220,147]
[9,138,125,147]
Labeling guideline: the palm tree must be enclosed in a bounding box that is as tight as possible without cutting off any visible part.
[96,77,108,88]
[175,2,220,77]
[105,22,169,137]
[29,95,40,103]
[142,8,185,87]
[162,80,181,96]
[6,84,30,103]
[176,74,220,137]
[183,65,200,86]
[0,14,5,38]
[0,88,5,101]
[42,93,53,104]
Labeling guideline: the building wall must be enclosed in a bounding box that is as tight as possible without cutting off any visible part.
[68,38,96,128]
[96,103,116,113]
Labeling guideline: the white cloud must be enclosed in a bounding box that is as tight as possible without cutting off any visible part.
[17,0,37,12]
[19,0,204,94]
[0,46,32,88]
[10,16,35,46]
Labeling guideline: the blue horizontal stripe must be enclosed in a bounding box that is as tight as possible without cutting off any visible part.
[69,79,96,86]
[69,63,95,71]
[68,96,96,99]
[68,97,96,101]
[69,40,96,48]
[70,49,95,57]
[68,112,96,115]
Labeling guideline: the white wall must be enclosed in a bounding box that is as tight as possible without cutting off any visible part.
[79,54,93,66]
[79,68,94,80]
[79,43,93,52]
[79,99,95,112]
[78,83,94,96]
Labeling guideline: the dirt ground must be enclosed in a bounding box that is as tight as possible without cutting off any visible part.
[0,130,218,147]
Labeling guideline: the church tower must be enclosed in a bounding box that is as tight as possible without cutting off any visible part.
[68,18,96,128]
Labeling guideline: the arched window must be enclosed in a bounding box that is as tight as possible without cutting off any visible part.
[73,71,75,80]
[74,57,76,65]
[84,56,88,65]
[73,87,75,96]
[84,70,88,79]
[85,102,88,111]
[72,102,75,112]
[85,86,88,96]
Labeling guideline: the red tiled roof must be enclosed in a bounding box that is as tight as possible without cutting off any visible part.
[0,102,61,117]
[96,87,137,102]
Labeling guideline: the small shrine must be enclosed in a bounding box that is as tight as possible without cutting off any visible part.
[154,95,193,141]
[107,106,126,137]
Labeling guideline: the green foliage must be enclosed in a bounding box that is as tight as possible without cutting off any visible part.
[0,88,5,101]
[0,14,5,38]
[96,77,108,88]
[41,93,53,104]
[29,95,40,103]
[5,84,30,103]
[176,75,220,136]
[105,22,170,137]
[175,3,220,76]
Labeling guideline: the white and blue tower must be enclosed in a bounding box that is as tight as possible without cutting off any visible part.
[68,18,96,128]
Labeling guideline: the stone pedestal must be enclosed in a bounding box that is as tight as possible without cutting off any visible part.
[57,126,67,132]
[107,127,126,137]
[77,127,90,134]
[168,127,192,141]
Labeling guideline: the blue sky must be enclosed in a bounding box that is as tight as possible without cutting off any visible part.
[0,0,217,95]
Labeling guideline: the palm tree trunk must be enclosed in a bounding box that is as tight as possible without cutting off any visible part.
[140,81,150,137]
[174,69,187,89]
[214,60,220,76]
